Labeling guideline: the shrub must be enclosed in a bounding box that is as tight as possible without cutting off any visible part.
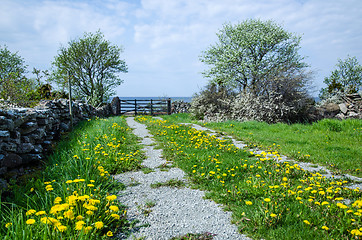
[190,85,314,123]
[189,84,234,121]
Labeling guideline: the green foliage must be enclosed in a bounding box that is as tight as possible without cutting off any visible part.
[0,45,27,80]
[51,30,128,106]
[320,56,362,99]
[0,45,36,105]
[198,19,313,123]
[200,19,310,96]
[0,116,145,239]
[137,115,362,240]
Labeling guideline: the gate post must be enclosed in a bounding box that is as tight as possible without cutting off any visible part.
[167,98,171,115]
[150,99,153,116]
[134,99,137,115]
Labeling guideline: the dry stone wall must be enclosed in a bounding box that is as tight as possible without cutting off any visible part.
[0,98,119,191]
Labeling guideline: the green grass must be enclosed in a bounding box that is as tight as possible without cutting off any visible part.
[141,167,155,174]
[0,116,145,239]
[170,232,216,240]
[150,179,186,189]
[136,115,362,240]
[162,113,362,178]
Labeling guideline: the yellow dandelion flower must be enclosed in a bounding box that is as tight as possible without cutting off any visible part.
[322,226,329,230]
[75,221,85,230]
[303,220,311,225]
[106,195,117,201]
[245,201,253,205]
[264,198,271,203]
[109,205,119,212]
[351,229,362,236]
[270,213,277,218]
[111,213,120,219]
[107,231,113,236]
[5,223,12,228]
[86,211,94,215]
[64,210,75,220]
[26,219,36,225]
[35,211,46,216]
[54,197,62,204]
[26,209,36,216]
[56,225,67,232]
[94,221,104,229]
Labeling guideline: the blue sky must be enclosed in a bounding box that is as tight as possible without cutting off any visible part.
[1,0,361,97]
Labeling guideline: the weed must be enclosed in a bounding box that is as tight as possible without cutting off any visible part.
[141,167,155,174]
[170,232,216,240]
[150,179,186,189]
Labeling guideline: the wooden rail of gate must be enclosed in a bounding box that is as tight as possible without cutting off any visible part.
[119,98,171,116]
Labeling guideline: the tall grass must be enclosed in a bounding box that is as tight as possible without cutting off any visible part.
[0,116,144,239]
[163,114,362,178]
[136,115,362,240]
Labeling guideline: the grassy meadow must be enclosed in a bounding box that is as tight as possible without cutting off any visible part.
[162,113,362,178]
[0,116,144,239]
[136,115,362,240]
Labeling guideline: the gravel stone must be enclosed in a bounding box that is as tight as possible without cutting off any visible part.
[114,117,250,240]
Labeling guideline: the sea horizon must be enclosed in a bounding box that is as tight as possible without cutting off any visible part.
[109,96,193,103]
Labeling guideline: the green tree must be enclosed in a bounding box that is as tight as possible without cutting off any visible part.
[0,45,35,104]
[52,31,128,106]
[200,19,311,98]
[319,56,362,99]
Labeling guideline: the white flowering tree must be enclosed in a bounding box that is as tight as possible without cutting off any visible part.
[200,19,311,98]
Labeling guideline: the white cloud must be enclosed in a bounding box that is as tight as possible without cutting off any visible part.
[1,0,361,97]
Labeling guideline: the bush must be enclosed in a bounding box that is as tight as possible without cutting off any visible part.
[189,84,234,121]
[190,85,314,123]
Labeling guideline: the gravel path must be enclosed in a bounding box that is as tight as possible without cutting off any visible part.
[114,117,250,240]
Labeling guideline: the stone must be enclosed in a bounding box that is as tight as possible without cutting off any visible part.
[0,178,7,191]
[1,153,22,168]
[3,142,17,152]
[335,113,346,120]
[0,130,10,138]
[21,136,31,143]
[59,122,70,132]
[21,154,43,164]
[33,144,43,153]
[111,97,121,115]
[10,131,21,144]
[17,143,35,153]
[19,122,38,135]
[0,167,7,175]
[37,118,49,125]
[339,103,348,114]
[29,128,46,140]
[0,117,14,131]
[348,111,359,118]
[324,103,340,113]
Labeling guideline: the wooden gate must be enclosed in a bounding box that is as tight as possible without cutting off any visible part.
[119,98,171,115]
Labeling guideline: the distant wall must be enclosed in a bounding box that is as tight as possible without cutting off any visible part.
[0,98,120,191]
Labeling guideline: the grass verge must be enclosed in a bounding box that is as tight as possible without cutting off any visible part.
[162,113,362,178]
[136,115,362,240]
[0,116,145,239]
